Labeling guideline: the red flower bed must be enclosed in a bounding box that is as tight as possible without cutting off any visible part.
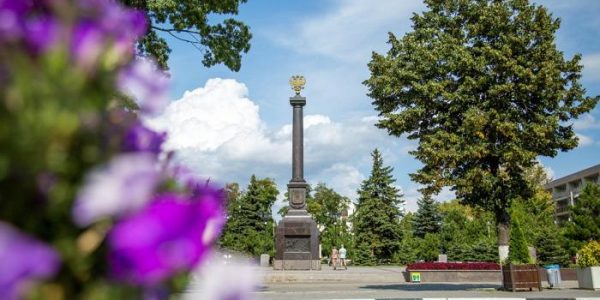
[406,262,500,271]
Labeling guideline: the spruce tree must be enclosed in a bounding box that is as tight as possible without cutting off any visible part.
[413,195,441,238]
[352,149,404,264]
[565,183,600,250]
[536,226,570,266]
[508,219,530,264]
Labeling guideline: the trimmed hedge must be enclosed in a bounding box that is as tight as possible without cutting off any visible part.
[406,262,500,271]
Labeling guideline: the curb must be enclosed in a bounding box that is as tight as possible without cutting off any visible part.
[314,298,600,300]
[315,298,600,300]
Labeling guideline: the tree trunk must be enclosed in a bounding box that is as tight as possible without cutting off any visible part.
[496,209,511,262]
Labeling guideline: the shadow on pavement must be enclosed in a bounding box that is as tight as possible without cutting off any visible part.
[361,283,501,291]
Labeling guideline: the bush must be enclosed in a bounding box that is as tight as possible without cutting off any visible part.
[406,262,500,271]
[577,240,600,268]
[393,236,418,265]
[417,233,441,262]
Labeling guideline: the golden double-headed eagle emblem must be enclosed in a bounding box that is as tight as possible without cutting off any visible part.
[289,75,306,96]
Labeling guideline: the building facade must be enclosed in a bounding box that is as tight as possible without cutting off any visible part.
[544,164,600,223]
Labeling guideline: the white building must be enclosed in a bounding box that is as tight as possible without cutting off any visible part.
[544,164,600,223]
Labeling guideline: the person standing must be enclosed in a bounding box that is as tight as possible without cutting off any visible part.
[331,247,339,270]
[339,245,347,270]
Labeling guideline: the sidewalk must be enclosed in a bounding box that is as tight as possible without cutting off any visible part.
[254,266,600,300]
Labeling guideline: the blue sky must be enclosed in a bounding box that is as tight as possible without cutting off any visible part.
[150,0,600,213]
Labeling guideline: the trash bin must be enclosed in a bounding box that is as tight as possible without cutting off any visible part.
[544,264,561,288]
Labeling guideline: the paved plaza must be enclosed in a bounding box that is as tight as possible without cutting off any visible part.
[184,265,600,300]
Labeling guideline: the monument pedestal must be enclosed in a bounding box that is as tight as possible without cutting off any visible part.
[273,214,320,270]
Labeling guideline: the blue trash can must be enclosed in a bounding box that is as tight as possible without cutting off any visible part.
[544,264,561,288]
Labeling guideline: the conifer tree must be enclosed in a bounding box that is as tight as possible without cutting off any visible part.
[508,219,530,264]
[536,226,570,266]
[564,183,600,250]
[413,195,441,238]
[352,149,404,264]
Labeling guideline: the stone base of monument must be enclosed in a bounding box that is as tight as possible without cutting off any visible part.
[273,214,321,270]
[272,259,321,270]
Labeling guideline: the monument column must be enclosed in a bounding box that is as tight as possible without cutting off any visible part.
[287,76,308,214]
[273,76,320,270]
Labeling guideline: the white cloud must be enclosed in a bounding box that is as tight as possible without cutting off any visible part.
[582,52,600,81]
[147,79,413,205]
[576,133,594,147]
[270,0,424,63]
[573,114,600,130]
[312,163,365,200]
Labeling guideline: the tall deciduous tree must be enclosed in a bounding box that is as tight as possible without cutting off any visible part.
[413,195,441,238]
[308,183,351,256]
[364,0,598,257]
[121,0,252,70]
[352,149,404,264]
[221,175,279,256]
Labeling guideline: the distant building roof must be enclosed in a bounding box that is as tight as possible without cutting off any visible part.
[544,163,600,189]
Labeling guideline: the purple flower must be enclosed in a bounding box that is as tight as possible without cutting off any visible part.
[0,0,30,41]
[71,20,104,70]
[24,15,58,53]
[118,58,169,116]
[72,153,161,227]
[99,3,147,40]
[70,0,147,69]
[0,222,61,300]
[123,122,166,154]
[76,0,147,40]
[107,192,225,285]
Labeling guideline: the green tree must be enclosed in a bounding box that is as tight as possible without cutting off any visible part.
[121,0,252,70]
[393,213,418,265]
[564,183,600,251]
[438,200,497,261]
[417,233,441,262]
[412,195,441,237]
[221,175,279,256]
[352,149,404,264]
[219,182,241,246]
[469,239,498,262]
[310,183,351,256]
[509,163,568,264]
[508,218,530,264]
[536,225,570,266]
[510,163,556,243]
[364,0,598,255]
